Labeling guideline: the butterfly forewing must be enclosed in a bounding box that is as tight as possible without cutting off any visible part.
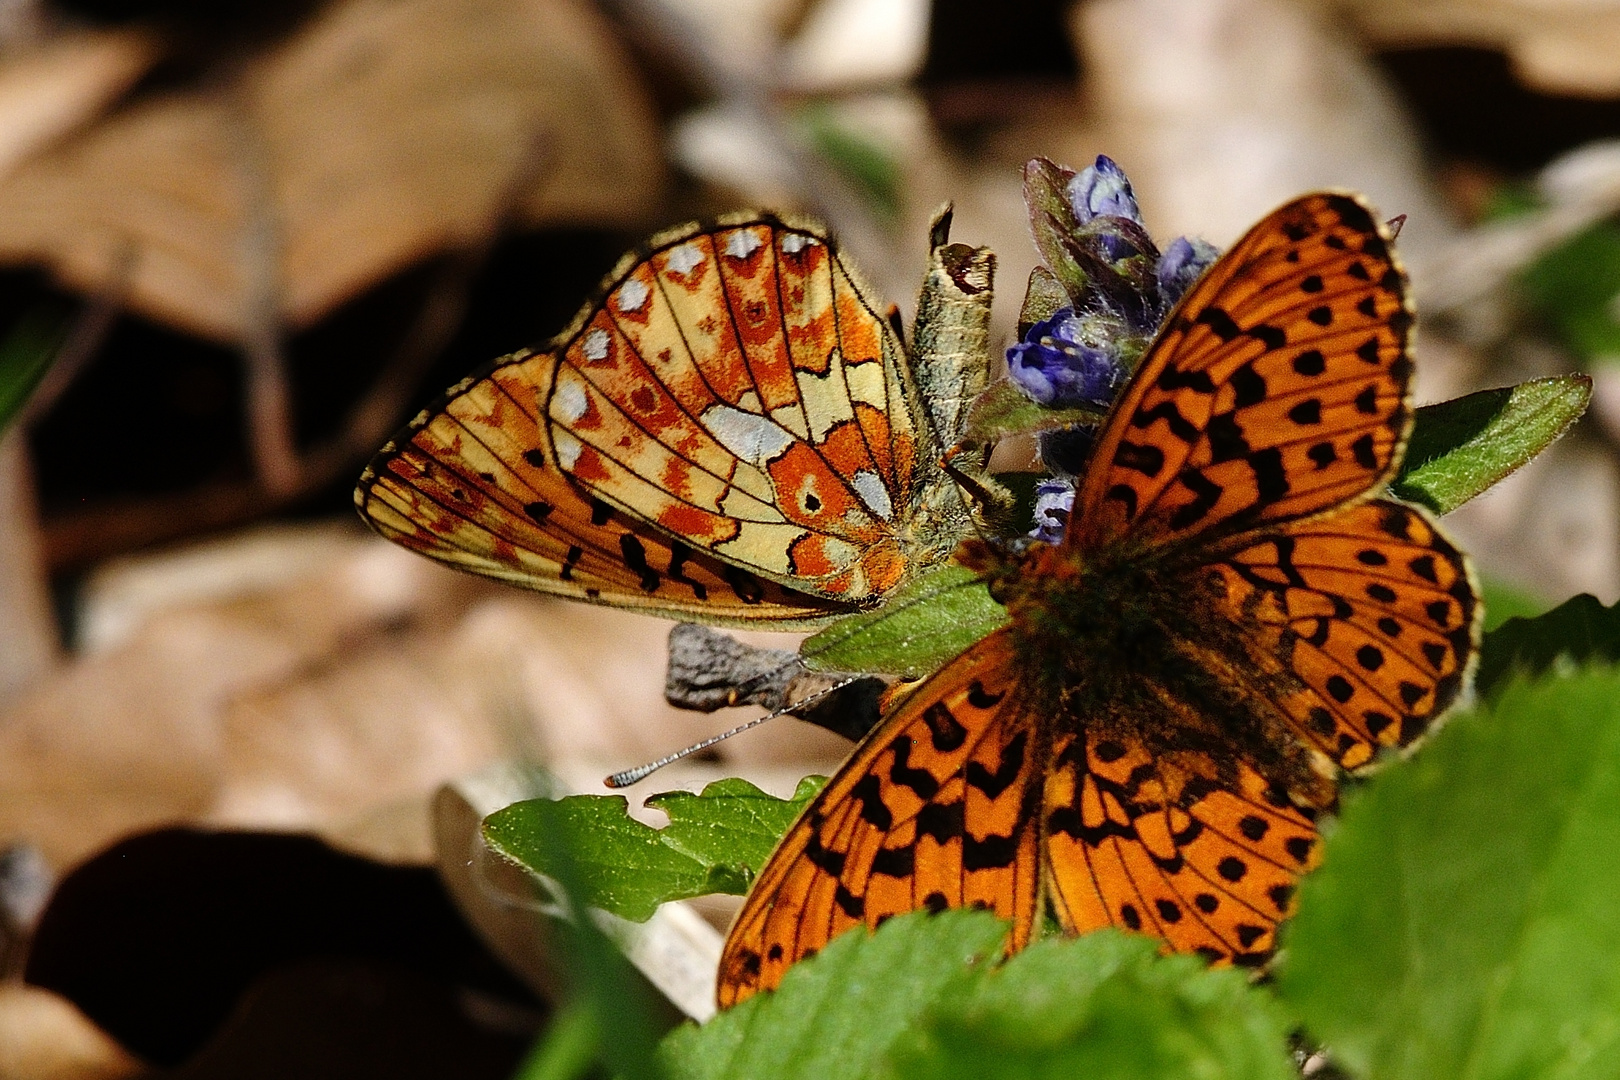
[546,216,925,602]
[717,629,1040,1007]
[1075,193,1414,553]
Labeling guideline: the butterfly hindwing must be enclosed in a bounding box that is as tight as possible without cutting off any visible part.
[356,361,850,625]
[1213,498,1480,769]
[1075,193,1413,551]
[1041,724,1319,965]
[717,629,1040,1007]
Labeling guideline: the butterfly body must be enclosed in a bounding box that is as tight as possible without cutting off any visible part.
[717,191,1482,1007]
[965,536,1336,811]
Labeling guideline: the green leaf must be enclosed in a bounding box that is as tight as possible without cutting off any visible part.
[661,915,1291,1080]
[1275,669,1620,1080]
[1392,376,1590,513]
[643,777,823,873]
[1481,576,1548,632]
[1474,592,1620,698]
[513,1001,600,1080]
[659,909,1010,1080]
[0,310,69,434]
[962,378,1107,446]
[890,932,1296,1080]
[799,564,1009,677]
[1024,157,1090,301]
[482,778,823,922]
[1521,219,1620,362]
[799,104,901,224]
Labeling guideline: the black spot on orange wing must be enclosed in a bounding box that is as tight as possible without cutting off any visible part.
[1215,499,1479,770]
[355,386,849,626]
[1042,724,1318,965]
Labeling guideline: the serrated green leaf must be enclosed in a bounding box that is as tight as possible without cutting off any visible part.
[0,310,69,434]
[1475,592,1620,698]
[962,378,1107,446]
[482,778,822,922]
[891,931,1296,1080]
[644,776,824,874]
[799,564,1009,677]
[659,909,1010,1080]
[1392,376,1590,513]
[1276,669,1620,1080]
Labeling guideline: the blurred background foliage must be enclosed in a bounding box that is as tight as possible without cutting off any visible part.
[3,0,1620,1077]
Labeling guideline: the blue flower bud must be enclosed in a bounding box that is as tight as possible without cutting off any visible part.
[1030,478,1075,544]
[1006,308,1126,409]
[1067,155,1142,226]
[1157,235,1220,307]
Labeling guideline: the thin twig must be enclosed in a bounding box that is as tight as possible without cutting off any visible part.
[232,95,300,497]
[20,244,135,429]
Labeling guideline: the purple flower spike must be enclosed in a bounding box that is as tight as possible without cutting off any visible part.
[1067,155,1142,226]
[1157,235,1220,306]
[1030,478,1075,544]
[1006,309,1126,409]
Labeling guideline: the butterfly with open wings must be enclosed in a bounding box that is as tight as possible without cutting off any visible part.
[714,191,1480,1006]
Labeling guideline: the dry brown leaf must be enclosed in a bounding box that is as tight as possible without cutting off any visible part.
[0,984,141,1080]
[0,520,850,874]
[0,523,486,869]
[1339,0,1620,96]
[0,26,155,182]
[0,0,663,341]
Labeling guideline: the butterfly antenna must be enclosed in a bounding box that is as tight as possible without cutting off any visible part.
[604,673,867,788]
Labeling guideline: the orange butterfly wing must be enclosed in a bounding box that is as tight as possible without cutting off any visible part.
[1074,193,1413,552]
[1041,724,1320,965]
[717,629,1040,1007]
[1036,192,1479,961]
[1212,499,1479,770]
[356,359,849,626]
[357,214,942,626]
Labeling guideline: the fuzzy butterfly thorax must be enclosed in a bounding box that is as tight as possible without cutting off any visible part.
[960,536,1340,812]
